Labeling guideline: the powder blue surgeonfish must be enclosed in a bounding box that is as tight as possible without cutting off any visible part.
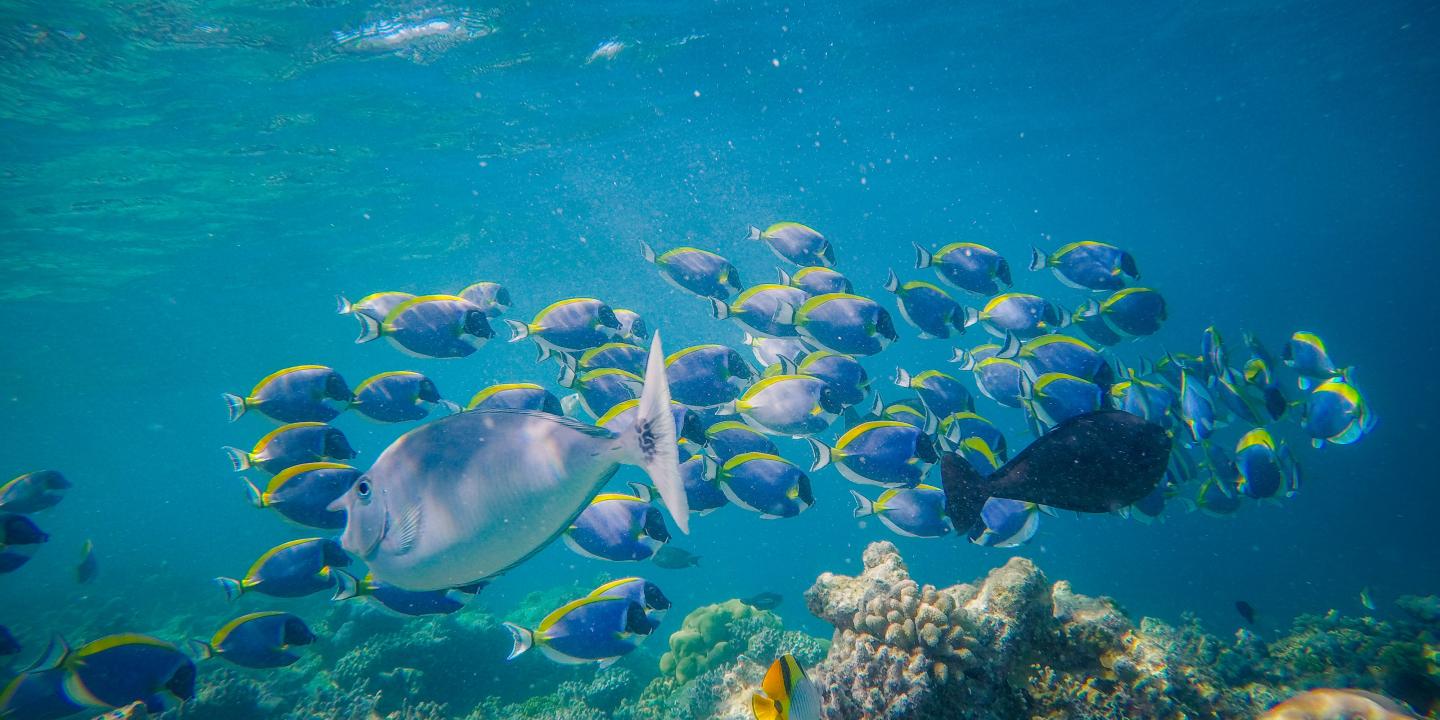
[779,293,898,356]
[564,492,671,562]
[883,270,966,339]
[665,345,756,408]
[192,612,316,669]
[1200,326,1228,381]
[809,421,938,488]
[244,462,360,529]
[614,309,648,345]
[704,421,778,462]
[1020,373,1102,429]
[336,291,415,326]
[351,371,457,423]
[0,664,80,720]
[1301,378,1376,448]
[952,341,1026,409]
[674,444,727,515]
[1090,287,1167,338]
[913,242,1012,296]
[224,365,352,423]
[968,498,1042,548]
[328,333,687,590]
[793,351,869,407]
[744,334,809,368]
[0,470,71,514]
[1235,428,1284,500]
[748,222,836,267]
[850,484,950,538]
[1029,241,1139,291]
[335,574,484,617]
[1282,331,1350,389]
[0,513,48,574]
[504,594,654,667]
[1210,366,1267,427]
[222,422,357,475]
[215,537,353,601]
[716,453,814,519]
[573,342,649,376]
[780,266,851,296]
[357,295,495,359]
[641,243,743,300]
[458,281,511,317]
[1108,378,1175,429]
[505,297,622,362]
[724,374,842,437]
[710,284,809,339]
[893,368,973,418]
[1242,356,1289,421]
[961,293,1068,339]
[466,383,564,414]
[587,577,671,633]
[1178,370,1217,443]
[54,634,196,713]
[1017,335,1112,387]
[558,367,643,420]
[938,412,1009,463]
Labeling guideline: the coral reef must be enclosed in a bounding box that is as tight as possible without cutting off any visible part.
[656,599,768,683]
[1258,688,1423,719]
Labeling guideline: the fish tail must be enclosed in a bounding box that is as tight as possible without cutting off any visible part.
[1028,246,1048,272]
[503,623,535,660]
[950,348,975,370]
[215,577,245,602]
[773,302,797,326]
[1340,366,1355,384]
[186,639,215,662]
[776,268,792,285]
[439,399,463,414]
[707,298,731,320]
[222,393,248,422]
[354,313,382,344]
[747,225,763,242]
[883,268,899,293]
[960,306,980,329]
[330,570,360,601]
[560,393,585,418]
[335,294,354,315]
[242,478,265,508]
[556,364,579,388]
[997,332,1023,359]
[892,367,913,388]
[1055,306,1073,328]
[640,241,658,264]
[912,242,932,269]
[806,437,833,472]
[222,447,252,473]
[849,489,875,518]
[502,319,530,342]
[629,331,689,533]
[939,452,990,535]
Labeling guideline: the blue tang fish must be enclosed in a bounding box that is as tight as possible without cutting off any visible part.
[962,293,1067,339]
[780,266,851,295]
[794,351,869,407]
[1107,378,1175,428]
[938,412,1008,462]
[0,470,71,514]
[558,367,643,420]
[710,284,809,339]
[215,537,352,601]
[1242,356,1289,421]
[358,295,495,359]
[193,612,316,669]
[810,421,937,488]
[1092,287,1167,338]
[849,484,950,538]
[893,368,973,418]
[779,293,898,356]
[1282,331,1350,389]
[867,398,935,433]
[466,382,564,414]
[716,453,814,519]
[1017,334,1111,387]
[564,492,671,562]
[725,374,842,437]
[672,445,728,515]
[952,342,1026,409]
[748,222,836,267]
[458,280,511,317]
[573,342,649,376]
[335,573,484,617]
[1211,366,1267,426]
[666,344,756,408]
[1021,373,1103,428]
[57,634,195,713]
[704,421,778,461]
[244,461,359,529]
[223,365,352,424]
[0,513,48,574]
[505,297,621,362]
[642,243,743,300]
[351,371,455,423]
[336,291,414,325]
[1200,326,1228,381]
[953,436,1002,476]
[588,577,671,632]
[1178,370,1217,443]
[1235,428,1284,500]
[968,498,1042,548]
[1301,378,1376,448]
[222,422,356,475]
[884,270,966,339]
[1029,241,1139,291]
[913,241,1012,296]
[504,595,654,667]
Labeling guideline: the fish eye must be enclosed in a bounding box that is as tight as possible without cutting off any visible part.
[356,480,372,499]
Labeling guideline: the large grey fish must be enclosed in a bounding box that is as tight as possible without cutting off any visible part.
[329,333,687,591]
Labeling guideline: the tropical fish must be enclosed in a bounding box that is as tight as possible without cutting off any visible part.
[913,241,1012,296]
[778,293,898,356]
[1178,370,1217,443]
[55,634,196,713]
[666,344,756,408]
[1243,357,1289,421]
[673,445,728,515]
[850,484,950,538]
[961,293,1067,339]
[1127,481,1169,523]
[953,436,1002,476]
[1235,429,1284,499]
[809,421,938,488]
[466,382,564,414]
[883,270,966,339]
[214,538,353,601]
[1017,334,1111,387]
[1029,241,1139,291]
[0,470,71,514]
[558,367,643,420]
[614,309,648,345]
[968,498,1042,548]
[893,368,973,418]
[748,222,835,267]
[715,453,814,519]
[335,291,415,325]
[505,297,622,362]
[223,365,352,423]
[504,595,654,667]
[329,333,687,590]
[1020,372,1103,429]
[1200,326,1228,381]
[588,577,671,631]
[351,371,456,423]
[1361,588,1376,611]
[357,294,495,359]
[564,492,671,562]
[596,399,707,448]
[1235,601,1256,624]
[1211,366,1267,426]
[244,462,359,529]
[641,243,743,300]
[744,333,809,368]
[0,513,48,574]
[0,664,80,720]
[1282,331,1349,389]
[751,653,822,720]
[222,422,356,475]
[192,612,316,669]
[952,340,1026,409]
[1091,287,1167,338]
[1192,477,1242,517]
[937,412,1009,462]
[779,266,851,295]
[710,284,809,339]
[572,342,649,376]
[1301,378,1376,448]
[75,539,97,584]
[793,351,869,407]
[1107,377,1175,428]
[740,592,784,610]
[651,546,701,569]
[1070,299,1123,346]
[334,573,484,617]
[704,421,778,461]
[723,374,841,437]
[940,409,1170,532]
[458,280,511,317]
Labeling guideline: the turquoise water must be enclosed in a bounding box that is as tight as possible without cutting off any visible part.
[1,0,1437,717]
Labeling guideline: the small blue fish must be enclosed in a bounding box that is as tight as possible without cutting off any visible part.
[716,453,814,519]
[222,422,356,475]
[0,513,48,574]
[809,421,937,488]
[743,333,809,369]
[748,222,836,267]
[573,342,649,376]
[193,612,316,669]
[1070,300,1123,346]
[781,293,898,356]
[1301,379,1376,448]
[335,291,415,325]
[466,382,563,414]
[968,498,1041,548]
[1107,378,1175,428]
[244,462,359,529]
[873,399,935,432]
[1028,241,1139,291]
[75,539,97,584]
[505,297,622,362]
[674,444,728,515]
[358,295,495,359]
[1192,476,1242,517]
[0,664,80,720]
[351,371,455,423]
[0,470,71,514]
[793,351,869,408]
[726,375,842,437]
[1017,335,1111,387]
[1242,357,1289,421]
[641,243,744,300]
[58,634,196,712]
[962,293,1067,339]
[215,538,352,601]
[1020,373,1102,428]
[951,341,1025,409]
[564,493,671,562]
[334,572,483,616]
[1178,370,1217,443]
[588,577,671,632]
[666,345,756,409]
[953,436,1002,475]
[913,242,1012,296]
[710,284,809,339]
[884,270,966,339]
[504,595,654,666]
[937,412,1008,462]
[223,365,352,423]
[1282,331,1349,389]
[458,281,511,317]
[1211,366,1267,426]
[1125,480,1169,524]
[850,484,950,538]
[1092,287,1167,338]
[1235,429,1284,499]
[780,266,851,295]
[559,367,644,420]
[704,421,778,461]
[1200,326,1228,381]
[892,368,973,418]
[614,309,648,345]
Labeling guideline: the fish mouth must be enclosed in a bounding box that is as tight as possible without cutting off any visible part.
[360,512,389,559]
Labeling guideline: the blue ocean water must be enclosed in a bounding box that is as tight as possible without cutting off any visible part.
[1,0,1437,716]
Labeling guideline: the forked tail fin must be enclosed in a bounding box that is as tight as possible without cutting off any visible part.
[628,331,689,533]
[939,452,989,533]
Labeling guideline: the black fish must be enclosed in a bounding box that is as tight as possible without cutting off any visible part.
[1235,601,1256,624]
[0,625,19,656]
[652,545,701,569]
[741,592,783,610]
[941,409,1170,531]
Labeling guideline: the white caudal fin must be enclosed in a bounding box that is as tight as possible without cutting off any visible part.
[222,393,248,422]
[354,313,382,344]
[222,447,252,473]
[502,319,530,342]
[806,437,832,472]
[630,331,689,533]
[883,269,899,293]
[335,295,354,315]
[640,241,658,264]
[849,489,875,518]
[503,623,535,660]
[912,242,933,269]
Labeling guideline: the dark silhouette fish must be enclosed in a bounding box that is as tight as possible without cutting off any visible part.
[941,409,1170,531]
[1235,600,1256,624]
[741,592,784,610]
[651,545,701,569]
